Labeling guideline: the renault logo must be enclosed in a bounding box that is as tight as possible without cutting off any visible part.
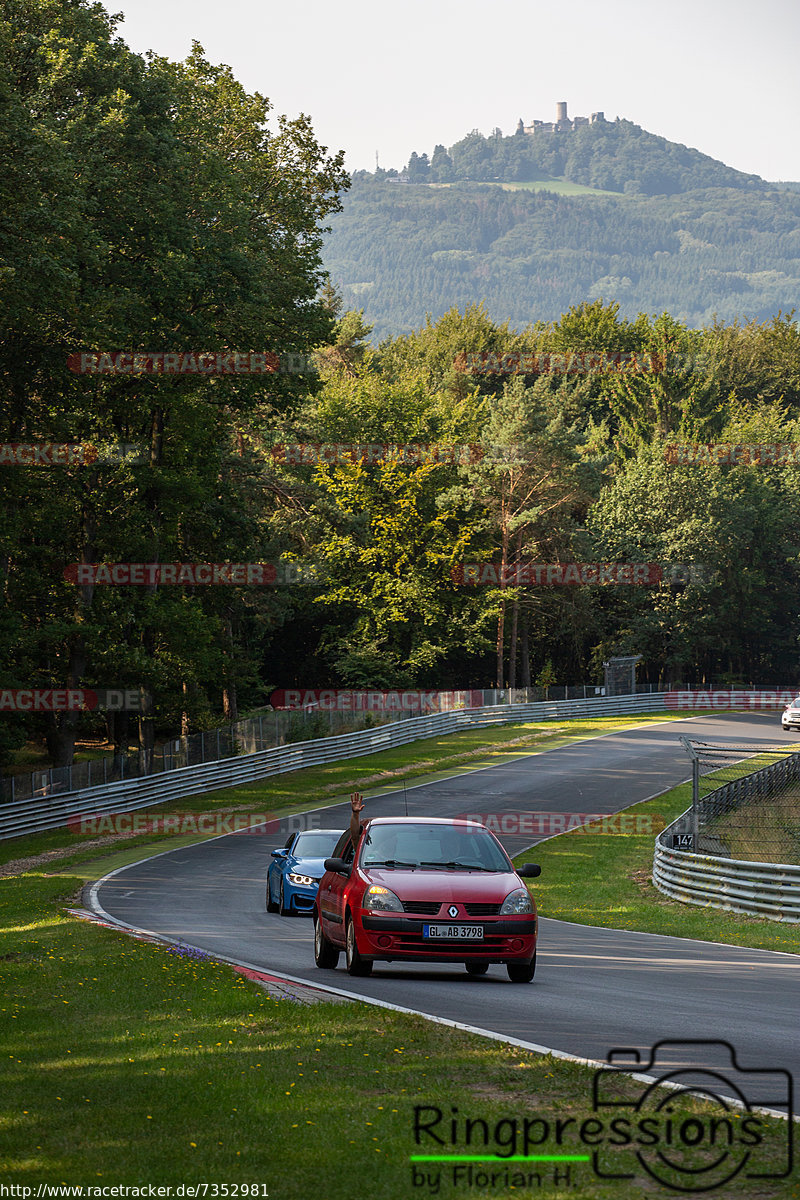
[448,905,459,918]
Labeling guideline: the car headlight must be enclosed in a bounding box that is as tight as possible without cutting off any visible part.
[288,873,316,887]
[500,888,534,915]
[363,885,403,912]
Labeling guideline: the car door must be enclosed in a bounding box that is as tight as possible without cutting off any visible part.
[270,831,297,903]
[318,830,353,944]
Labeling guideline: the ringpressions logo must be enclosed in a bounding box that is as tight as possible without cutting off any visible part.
[408,1040,792,1193]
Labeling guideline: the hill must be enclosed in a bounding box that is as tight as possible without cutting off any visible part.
[404,118,767,195]
[322,120,800,340]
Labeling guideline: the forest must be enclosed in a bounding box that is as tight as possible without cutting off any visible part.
[323,176,800,340]
[4,0,800,775]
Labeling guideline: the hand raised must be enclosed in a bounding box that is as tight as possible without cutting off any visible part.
[350,791,365,814]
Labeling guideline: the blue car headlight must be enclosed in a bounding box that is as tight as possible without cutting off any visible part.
[288,872,317,887]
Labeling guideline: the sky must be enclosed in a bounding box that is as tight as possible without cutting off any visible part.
[114,0,800,182]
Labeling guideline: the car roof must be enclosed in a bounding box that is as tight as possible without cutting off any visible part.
[364,817,485,828]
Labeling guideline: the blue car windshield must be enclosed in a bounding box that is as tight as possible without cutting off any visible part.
[292,832,341,858]
[361,824,511,871]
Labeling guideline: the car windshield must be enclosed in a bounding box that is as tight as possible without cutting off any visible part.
[292,832,342,858]
[360,824,511,871]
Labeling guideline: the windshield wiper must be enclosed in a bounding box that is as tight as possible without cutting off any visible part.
[419,860,493,871]
[364,859,417,869]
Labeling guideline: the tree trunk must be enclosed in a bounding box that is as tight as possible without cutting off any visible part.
[222,617,239,721]
[180,680,191,737]
[521,611,531,688]
[496,504,510,688]
[496,603,505,689]
[44,617,87,768]
[509,595,519,690]
[137,687,154,775]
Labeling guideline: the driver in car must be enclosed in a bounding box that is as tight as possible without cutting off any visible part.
[349,794,412,864]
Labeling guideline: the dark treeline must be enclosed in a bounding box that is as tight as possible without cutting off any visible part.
[4,1,800,773]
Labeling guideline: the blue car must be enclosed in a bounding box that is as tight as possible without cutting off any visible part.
[266,828,344,916]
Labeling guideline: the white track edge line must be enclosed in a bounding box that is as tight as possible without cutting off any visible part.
[84,877,793,1124]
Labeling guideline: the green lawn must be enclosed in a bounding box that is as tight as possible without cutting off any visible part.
[494,179,623,197]
[0,870,793,1198]
[514,783,800,954]
[429,178,622,197]
[2,711,797,1196]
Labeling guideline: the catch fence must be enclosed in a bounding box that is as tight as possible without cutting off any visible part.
[654,738,800,921]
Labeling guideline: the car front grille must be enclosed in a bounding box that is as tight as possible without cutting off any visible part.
[402,900,441,915]
[400,901,504,916]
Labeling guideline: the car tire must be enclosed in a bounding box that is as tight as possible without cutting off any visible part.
[266,874,279,913]
[345,915,372,976]
[466,962,489,976]
[278,876,288,917]
[314,916,340,969]
[507,951,536,983]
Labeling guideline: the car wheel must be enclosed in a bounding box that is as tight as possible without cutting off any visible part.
[466,962,489,976]
[507,951,536,983]
[278,876,288,916]
[345,915,372,976]
[266,873,279,913]
[314,916,340,969]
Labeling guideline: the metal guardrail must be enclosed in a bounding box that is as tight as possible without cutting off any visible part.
[0,691,668,841]
[653,837,800,923]
[653,746,800,922]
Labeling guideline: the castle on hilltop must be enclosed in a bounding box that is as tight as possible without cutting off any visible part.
[519,102,605,135]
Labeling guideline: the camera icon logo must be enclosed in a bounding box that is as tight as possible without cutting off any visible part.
[591,1039,793,1192]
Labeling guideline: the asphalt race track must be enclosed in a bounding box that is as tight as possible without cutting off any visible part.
[93,712,800,1108]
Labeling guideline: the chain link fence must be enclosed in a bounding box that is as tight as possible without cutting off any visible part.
[672,738,800,864]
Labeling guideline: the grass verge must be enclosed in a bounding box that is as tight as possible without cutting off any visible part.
[514,782,800,954]
[0,871,794,1198]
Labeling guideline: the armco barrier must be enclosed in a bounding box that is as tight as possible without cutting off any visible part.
[653,833,800,922]
[0,692,668,841]
[653,748,800,923]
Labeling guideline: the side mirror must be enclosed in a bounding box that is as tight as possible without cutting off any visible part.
[324,857,350,875]
[271,848,288,859]
[518,863,541,878]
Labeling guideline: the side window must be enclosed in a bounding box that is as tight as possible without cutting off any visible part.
[341,837,355,866]
[332,831,352,860]
[284,831,297,851]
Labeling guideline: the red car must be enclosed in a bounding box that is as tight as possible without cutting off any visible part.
[313,817,540,982]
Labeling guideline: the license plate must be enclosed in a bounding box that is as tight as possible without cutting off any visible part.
[423,924,483,940]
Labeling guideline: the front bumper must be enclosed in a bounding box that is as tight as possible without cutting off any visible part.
[285,882,321,913]
[357,912,537,962]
